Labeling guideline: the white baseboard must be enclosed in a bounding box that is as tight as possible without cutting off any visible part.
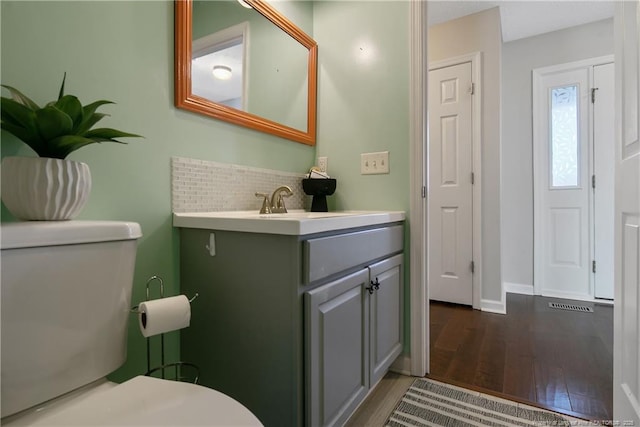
[390,354,412,376]
[504,282,534,295]
[481,298,506,314]
[541,289,595,302]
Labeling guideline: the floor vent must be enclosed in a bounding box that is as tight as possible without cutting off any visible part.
[549,302,594,313]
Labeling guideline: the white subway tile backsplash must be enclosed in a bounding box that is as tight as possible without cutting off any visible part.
[171,157,308,213]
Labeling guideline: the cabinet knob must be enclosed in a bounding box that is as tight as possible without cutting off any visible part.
[366,278,380,295]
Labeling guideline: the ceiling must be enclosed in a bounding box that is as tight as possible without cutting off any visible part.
[427,1,615,42]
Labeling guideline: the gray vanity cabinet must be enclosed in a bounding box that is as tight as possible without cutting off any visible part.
[305,269,370,427]
[369,254,404,386]
[178,222,403,427]
[305,254,403,427]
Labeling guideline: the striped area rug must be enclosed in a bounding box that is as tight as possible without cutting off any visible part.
[386,378,573,426]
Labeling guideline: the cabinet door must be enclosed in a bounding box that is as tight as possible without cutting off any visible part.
[369,254,403,386]
[305,269,370,427]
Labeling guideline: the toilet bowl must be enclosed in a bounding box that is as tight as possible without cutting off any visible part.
[1,221,262,426]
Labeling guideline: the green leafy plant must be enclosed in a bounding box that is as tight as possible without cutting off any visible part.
[1,73,142,159]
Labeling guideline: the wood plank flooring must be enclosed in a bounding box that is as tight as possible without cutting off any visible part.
[429,293,613,421]
[345,372,414,427]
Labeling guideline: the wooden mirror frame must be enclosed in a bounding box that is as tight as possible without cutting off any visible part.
[175,0,317,145]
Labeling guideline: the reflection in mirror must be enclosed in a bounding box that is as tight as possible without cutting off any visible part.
[192,22,247,110]
[175,0,317,145]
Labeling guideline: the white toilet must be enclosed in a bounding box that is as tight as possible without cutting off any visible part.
[1,221,262,426]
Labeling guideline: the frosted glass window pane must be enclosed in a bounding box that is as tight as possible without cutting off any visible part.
[550,85,579,188]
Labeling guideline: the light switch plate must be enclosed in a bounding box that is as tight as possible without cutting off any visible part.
[361,151,390,174]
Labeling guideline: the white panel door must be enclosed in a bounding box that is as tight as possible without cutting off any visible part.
[593,62,615,300]
[428,62,473,306]
[613,0,640,422]
[534,68,591,300]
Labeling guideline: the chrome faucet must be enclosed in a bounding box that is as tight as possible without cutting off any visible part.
[254,185,293,214]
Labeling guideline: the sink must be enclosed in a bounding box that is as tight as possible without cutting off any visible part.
[173,209,405,235]
[257,211,354,219]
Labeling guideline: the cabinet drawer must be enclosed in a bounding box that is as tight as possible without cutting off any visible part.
[303,225,403,283]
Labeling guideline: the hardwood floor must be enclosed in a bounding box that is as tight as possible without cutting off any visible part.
[429,293,613,421]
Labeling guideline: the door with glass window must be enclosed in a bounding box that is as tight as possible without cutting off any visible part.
[533,67,591,300]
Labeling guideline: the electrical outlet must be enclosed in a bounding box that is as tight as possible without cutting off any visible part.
[361,151,390,175]
[318,157,328,173]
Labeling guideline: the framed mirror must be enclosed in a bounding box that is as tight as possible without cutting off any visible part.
[175,0,317,145]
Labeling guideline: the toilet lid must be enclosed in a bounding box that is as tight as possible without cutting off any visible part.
[7,376,263,426]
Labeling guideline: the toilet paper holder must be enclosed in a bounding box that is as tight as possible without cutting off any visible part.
[131,275,200,384]
[130,276,199,313]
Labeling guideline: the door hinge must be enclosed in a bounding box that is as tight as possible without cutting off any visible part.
[421,186,426,198]
[592,175,596,189]
[592,260,596,274]
[470,83,475,95]
[470,261,475,273]
[471,172,475,185]
[591,87,599,103]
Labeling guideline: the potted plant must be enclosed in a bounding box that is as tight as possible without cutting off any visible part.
[1,74,141,220]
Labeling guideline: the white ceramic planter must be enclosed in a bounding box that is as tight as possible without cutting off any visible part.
[1,156,91,220]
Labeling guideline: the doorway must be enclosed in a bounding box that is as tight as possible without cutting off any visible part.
[532,57,615,302]
[408,1,618,382]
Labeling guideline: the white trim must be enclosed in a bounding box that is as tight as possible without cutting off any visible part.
[504,282,534,295]
[503,282,613,304]
[428,52,483,310]
[480,298,506,314]
[540,289,597,302]
[532,55,614,78]
[191,21,250,112]
[532,70,544,297]
[192,21,249,56]
[390,354,412,376]
[409,0,428,378]
[588,64,596,300]
[532,55,615,298]
[544,294,614,305]
[482,280,506,314]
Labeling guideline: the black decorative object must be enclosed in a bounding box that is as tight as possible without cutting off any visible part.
[302,178,336,212]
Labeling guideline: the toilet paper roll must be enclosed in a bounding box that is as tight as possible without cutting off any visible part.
[138,295,191,338]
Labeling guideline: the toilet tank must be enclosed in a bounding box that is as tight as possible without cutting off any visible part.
[1,221,142,418]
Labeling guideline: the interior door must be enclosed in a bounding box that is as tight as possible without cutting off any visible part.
[428,62,473,306]
[593,62,615,300]
[613,0,640,422]
[534,67,591,300]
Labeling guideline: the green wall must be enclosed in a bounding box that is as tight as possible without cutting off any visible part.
[313,1,411,349]
[1,0,412,382]
[314,1,409,212]
[0,0,314,382]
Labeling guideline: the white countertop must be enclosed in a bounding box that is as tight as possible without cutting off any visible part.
[173,210,406,236]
